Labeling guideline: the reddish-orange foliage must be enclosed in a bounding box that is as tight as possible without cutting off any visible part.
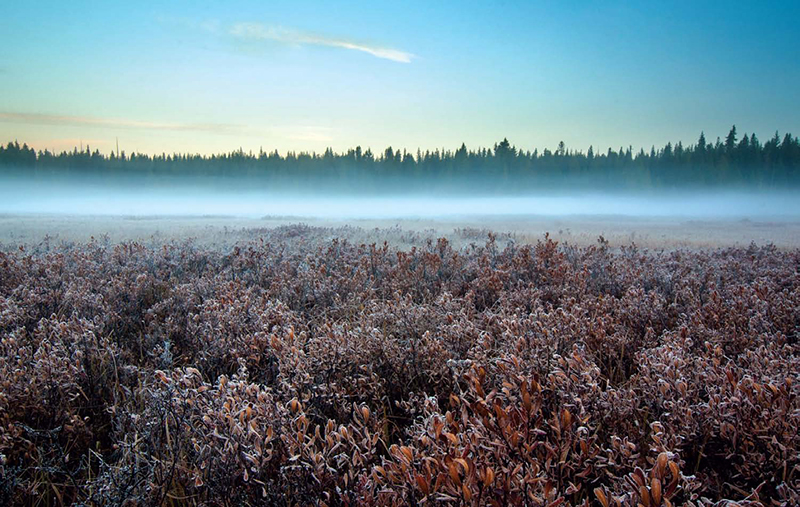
[0,227,798,505]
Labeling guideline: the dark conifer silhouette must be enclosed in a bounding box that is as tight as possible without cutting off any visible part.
[1,127,799,191]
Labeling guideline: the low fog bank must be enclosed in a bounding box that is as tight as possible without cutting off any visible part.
[1,178,798,220]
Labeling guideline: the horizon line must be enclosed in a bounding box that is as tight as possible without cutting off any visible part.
[1,125,795,158]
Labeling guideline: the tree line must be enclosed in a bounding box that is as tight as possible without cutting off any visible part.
[1,126,798,192]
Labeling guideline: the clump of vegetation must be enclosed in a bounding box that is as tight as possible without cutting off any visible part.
[0,226,798,505]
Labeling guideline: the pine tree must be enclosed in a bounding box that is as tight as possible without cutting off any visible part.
[725,125,737,155]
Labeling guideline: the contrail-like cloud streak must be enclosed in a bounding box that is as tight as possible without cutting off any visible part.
[230,23,414,63]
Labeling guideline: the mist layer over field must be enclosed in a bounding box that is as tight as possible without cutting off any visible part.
[1,178,799,220]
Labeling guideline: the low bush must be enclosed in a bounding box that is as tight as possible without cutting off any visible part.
[0,228,797,505]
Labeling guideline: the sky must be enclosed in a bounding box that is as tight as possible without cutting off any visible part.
[1,0,798,156]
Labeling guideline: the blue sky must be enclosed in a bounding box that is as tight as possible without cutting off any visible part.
[1,1,798,155]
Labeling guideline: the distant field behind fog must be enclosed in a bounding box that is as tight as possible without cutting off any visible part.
[2,213,799,250]
[3,184,799,249]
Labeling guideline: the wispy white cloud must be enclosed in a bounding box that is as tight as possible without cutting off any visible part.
[0,112,241,133]
[230,23,414,63]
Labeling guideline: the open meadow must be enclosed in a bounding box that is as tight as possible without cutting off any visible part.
[1,216,798,505]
